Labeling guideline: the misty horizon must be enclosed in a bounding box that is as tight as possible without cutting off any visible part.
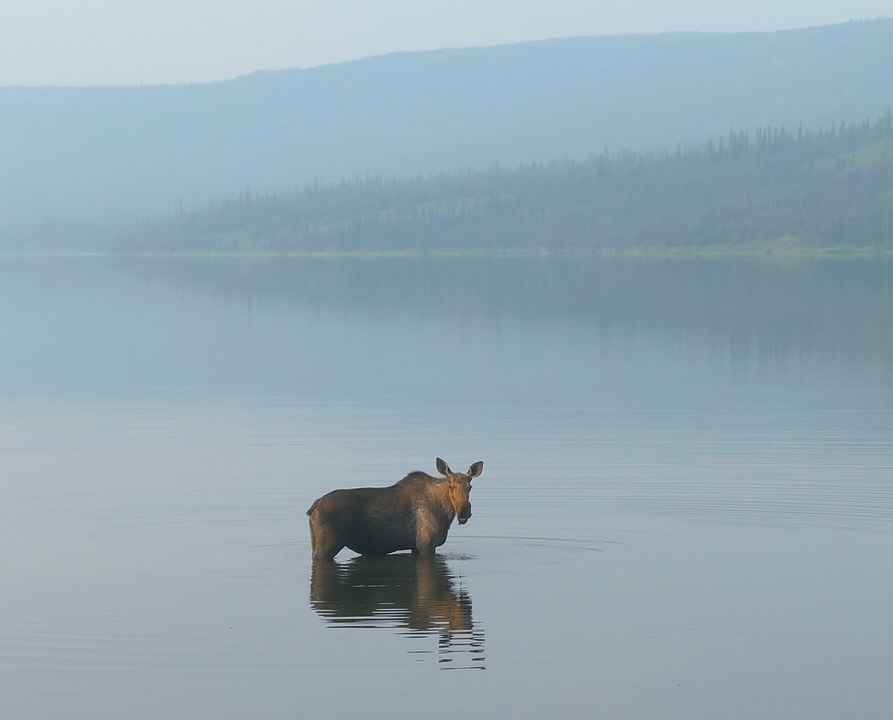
[2,1,892,87]
[3,18,893,245]
[1,18,889,90]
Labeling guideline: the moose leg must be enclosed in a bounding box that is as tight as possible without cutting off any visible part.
[311,534,344,561]
[309,513,345,561]
[412,531,438,556]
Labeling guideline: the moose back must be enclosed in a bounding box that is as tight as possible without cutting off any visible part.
[307,458,483,560]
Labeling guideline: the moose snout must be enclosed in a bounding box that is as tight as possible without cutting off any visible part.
[457,509,471,524]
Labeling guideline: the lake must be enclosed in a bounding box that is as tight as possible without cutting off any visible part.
[1,255,892,719]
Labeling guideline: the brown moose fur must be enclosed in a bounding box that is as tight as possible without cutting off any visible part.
[307,458,483,560]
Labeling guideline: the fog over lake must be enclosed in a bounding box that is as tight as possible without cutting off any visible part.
[2,256,892,718]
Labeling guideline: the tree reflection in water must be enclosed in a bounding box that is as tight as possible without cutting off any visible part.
[310,554,485,670]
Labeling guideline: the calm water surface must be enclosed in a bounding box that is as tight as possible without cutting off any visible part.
[1,257,892,718]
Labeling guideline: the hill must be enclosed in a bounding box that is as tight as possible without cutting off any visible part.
[2,19,893,243]
[116,113,893,255]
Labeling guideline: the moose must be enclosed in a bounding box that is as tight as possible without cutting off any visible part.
[307,458,484,560]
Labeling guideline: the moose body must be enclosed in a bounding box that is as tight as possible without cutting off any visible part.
[307,458,483,560]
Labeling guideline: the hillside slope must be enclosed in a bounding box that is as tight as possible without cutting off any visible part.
[118,114,893,255]
[2,19,893,235]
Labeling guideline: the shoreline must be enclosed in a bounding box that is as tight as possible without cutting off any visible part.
[3,245,892,261]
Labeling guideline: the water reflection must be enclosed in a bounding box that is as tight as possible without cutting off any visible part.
[310,555,485,670]
[4,257,892,409]
[110,255,893,363]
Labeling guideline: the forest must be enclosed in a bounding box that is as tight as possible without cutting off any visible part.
[117,112,893,255]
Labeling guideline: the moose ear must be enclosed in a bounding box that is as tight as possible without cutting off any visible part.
[436,457,452,476]
[467,461,484,478]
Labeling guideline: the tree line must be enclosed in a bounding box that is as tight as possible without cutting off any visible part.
[116,111,893,254]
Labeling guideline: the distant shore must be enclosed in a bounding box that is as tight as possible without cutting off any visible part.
[4,245,893,261]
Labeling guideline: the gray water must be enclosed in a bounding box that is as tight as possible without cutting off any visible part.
[1,256,892,719]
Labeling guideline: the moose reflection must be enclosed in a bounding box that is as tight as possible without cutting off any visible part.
[310,554,485,669]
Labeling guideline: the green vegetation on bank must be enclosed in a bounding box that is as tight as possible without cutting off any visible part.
[117,112,893,256]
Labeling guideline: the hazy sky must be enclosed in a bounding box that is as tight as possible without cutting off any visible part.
[1,0,890,86]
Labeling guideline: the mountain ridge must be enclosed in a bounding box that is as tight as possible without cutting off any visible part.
[2,19,892,240]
